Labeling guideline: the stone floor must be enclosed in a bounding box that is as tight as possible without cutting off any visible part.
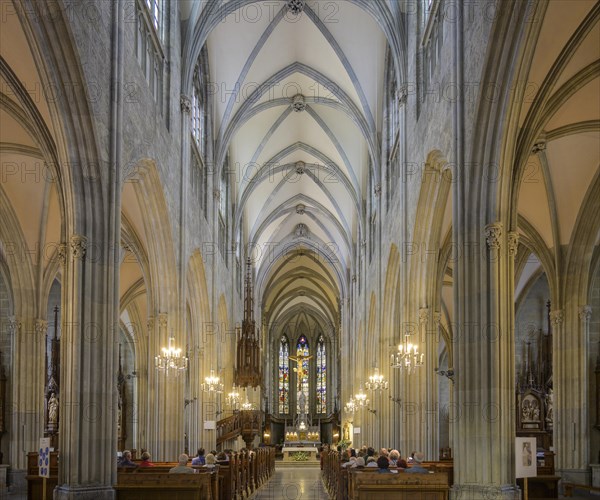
[253,465,329,499]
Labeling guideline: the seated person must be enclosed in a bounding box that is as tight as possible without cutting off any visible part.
[388,449,400,466]
[377,455,392,473]
[169,454,196,474]
[366,457,378,468]
[118,450,137,467]
[352,457,365,468]
[342,457,357,468]
[216,451,228,462]
[204,453,217,469]
[397,458,408,469]
[139,451,155,467]
[191,448,205,466]
[405,452,428,473]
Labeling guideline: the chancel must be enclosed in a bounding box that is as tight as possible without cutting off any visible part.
[0,0,599,499]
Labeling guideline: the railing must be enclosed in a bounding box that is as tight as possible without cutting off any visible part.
[216,410,263,447]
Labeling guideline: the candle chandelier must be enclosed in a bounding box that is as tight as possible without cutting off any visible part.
[354,386,369,409]
[227,386,240,408]
[202,369,223,393]
[365,368,389,391]
[344,396,356,414]
[390,334,424,373]
[155,335,188,374]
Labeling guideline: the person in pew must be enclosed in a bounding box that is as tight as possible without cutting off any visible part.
[118,450,137,468]
[352,457,365,468]
[216,451,228,462]
[204,453,217,469]
[397,458,408,469]
[191,448,206,465]
[169,454,196,474]
[377,456,393,473]
[366,457,378,468]
[405,452,428,473]
[139,452,155,467]
[388,450,400,466]
[342,457,356,468]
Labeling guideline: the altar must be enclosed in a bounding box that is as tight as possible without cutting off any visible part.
[283,446,320,462]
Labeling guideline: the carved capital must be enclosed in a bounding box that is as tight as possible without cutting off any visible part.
[433,311,441,325]
[508,231,519,257]
[418,308,429,325]
[484,223,502,250]
[180,94,192,114]
[57,243,68,266]
[158,313,168,330]
[35,319,49,337]
[213,189,221,201]
[8,316,21,335]
[374,184,382,198]
[550,310,564,326]
[351,275,357,283]
[397,86,408,105]
[147,317,155,332]
[70,235,88,260]
[579,305,592,322]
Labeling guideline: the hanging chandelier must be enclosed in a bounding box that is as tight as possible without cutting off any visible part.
[390,334,424,373]
[241,396,256,411]
[354,386,369,409]
[365,368,389,391]
[155,336,188,374]
[227,386,240,408]
[202,369,223,393]
[344,397,357,414]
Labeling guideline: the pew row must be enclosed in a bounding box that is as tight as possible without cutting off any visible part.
[348,470,450,500]
[115,472,217,500]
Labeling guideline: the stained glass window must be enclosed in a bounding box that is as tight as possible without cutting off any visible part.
[278,337,289,414]
[316,335,326,414]
[296,335,309,413]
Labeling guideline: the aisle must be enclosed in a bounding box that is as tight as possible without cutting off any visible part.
[253,465,329,500]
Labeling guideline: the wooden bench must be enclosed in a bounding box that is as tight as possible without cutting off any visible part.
[564,482,600,497]
[348,470,450,500]
[115,471,217,500]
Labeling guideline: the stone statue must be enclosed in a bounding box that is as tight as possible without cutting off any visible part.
[48,393,58,425]
[521,399,531,421]
[298,391,307,414]
[531,399,540,422]
[545,388,553,423]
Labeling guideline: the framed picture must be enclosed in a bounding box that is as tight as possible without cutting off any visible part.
[515,437,537,478]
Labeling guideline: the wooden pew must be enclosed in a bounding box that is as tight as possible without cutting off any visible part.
[26,451,59,500]
[348,470,450,500]
[115,471,217,500]
[564,482,600,497]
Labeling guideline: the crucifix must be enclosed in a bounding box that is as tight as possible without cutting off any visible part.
[289,352,313,414]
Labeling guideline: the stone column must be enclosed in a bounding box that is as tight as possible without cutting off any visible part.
[55,235,117,500]
[451,223,519,499]
[9,315,45,475]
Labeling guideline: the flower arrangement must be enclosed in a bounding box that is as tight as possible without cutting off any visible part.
[291,451,309,461]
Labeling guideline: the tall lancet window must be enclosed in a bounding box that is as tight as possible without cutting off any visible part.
[296,335,310,413]
[316,335,327,414]
[278,337,290,414]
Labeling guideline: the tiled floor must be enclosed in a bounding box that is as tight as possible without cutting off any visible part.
[253,466,330,499]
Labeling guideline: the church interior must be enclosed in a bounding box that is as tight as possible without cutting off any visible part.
[0,0,599,498]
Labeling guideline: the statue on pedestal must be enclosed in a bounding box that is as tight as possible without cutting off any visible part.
[48,393,59,425]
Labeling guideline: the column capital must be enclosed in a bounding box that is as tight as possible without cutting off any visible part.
[35,319,49,336]
[158,313,168,330]
[579,305,592,322]
[550,309,564,325]
[433,311,441,325]
[70,235,87,260]
[58,243,68,266]
[147,316,155,331]
[507,231,520,257]
[374,184,382,198]
[418,308,429,325]
[484,222,503,250]
[8,316,22,335]
[397,86,408,105]
[180,94,192,114]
